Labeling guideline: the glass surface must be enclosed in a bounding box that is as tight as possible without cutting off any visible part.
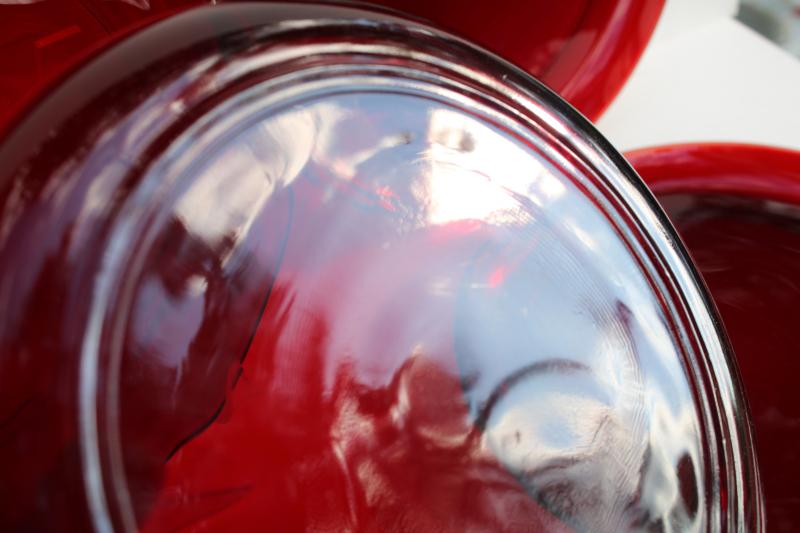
[123,89,703,531]
[0,4,760,532]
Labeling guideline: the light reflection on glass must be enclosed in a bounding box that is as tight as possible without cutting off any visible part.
[111,90,710,532]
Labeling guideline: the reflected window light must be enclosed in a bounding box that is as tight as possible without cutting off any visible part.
[421,109,566,226]
[174,108,315,251]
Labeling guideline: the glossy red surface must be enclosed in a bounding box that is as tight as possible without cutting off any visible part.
[629,143,800,532]
[629,143,800,205]
[0,0,664,135]
[340,0,665,120]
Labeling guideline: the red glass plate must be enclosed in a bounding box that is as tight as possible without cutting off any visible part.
[628,143,800,532]
[0,5,757,533]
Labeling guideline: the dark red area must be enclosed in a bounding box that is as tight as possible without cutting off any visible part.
[629,143,800,532]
